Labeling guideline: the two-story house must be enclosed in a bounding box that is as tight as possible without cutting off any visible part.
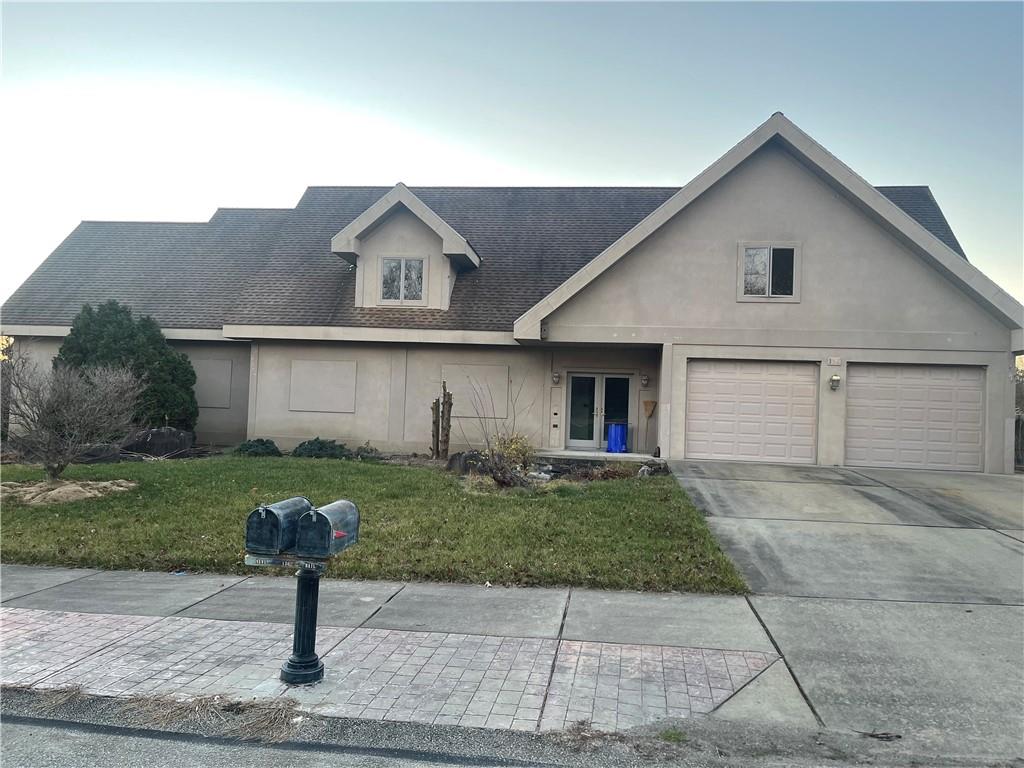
[4,114,1022,472]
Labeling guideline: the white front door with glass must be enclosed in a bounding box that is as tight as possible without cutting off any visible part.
[567,374,632,450]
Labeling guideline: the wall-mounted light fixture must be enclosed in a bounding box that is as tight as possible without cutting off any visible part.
[551,372,561,385]
[829,374,842,391]
[640,373,650,387]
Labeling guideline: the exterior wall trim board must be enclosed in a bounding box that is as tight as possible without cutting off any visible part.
[1,324,229,342]
[222,324,518,346]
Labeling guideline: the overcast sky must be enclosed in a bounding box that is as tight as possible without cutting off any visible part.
[2,2,1022,303]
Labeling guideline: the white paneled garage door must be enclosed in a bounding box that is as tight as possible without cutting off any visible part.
[845,364,984,472]
[685,360,818,464]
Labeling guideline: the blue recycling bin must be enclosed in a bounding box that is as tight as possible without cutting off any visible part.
[605,423,627,453]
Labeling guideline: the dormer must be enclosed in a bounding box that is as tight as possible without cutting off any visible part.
[331,183,480,310]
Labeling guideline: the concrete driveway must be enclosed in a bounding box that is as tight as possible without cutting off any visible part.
[675,461,1024,603]
[674,460,1024,759]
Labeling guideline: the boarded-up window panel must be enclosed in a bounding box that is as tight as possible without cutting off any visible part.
[289,360,357,413]
[442,364,510,419]
[193,359,232,409]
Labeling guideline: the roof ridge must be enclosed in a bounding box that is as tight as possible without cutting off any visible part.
[305,184,683,191]
[79,219,208,226]
[213,206,292,213]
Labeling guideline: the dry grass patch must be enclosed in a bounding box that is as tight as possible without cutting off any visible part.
[1,479,136,505]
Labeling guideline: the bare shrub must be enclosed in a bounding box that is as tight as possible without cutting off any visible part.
[4,347,142,481]
[491,432,535,471]
[458,375,538,487]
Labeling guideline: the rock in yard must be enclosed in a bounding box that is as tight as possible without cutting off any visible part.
[123,427,194,457]
[640,459,670,476]
[527,471,552,483]
[446,450,489,475]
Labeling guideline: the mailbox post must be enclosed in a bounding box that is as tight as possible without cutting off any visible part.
[245,497,360,685]
[280,566,324,683]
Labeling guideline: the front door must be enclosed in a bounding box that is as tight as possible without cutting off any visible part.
[602,376,630,449]
[567,374,632,450]
[568,374,599,448]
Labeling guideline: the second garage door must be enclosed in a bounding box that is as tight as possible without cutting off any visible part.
[685,360,818,464]
[845,364,984,471]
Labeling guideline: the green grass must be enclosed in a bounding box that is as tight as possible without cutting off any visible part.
[658,728,688,744]
[0,457,746,593]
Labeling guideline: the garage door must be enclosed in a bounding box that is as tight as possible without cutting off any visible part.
[685,360,818,464]
[845,364,984,471]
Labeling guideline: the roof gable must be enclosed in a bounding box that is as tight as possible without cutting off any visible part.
[513,113,1023,339]
[330,183,479,270]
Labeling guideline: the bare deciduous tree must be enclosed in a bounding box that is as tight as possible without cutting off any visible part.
[4,348,143,482]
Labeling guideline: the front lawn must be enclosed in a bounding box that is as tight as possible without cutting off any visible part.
[0,457,746,593]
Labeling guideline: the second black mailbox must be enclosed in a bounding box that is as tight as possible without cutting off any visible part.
[245,496,314,555]
[295,500,360,558]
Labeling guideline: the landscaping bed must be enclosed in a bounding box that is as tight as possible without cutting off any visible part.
[0,457,746,593]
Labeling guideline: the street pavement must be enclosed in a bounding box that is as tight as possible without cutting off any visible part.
[0,720,535,768]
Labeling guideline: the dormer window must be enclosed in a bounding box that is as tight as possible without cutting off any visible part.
[381,257,425,304]
[332,183,479,310]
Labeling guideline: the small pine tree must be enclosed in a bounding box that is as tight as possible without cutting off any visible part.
[57,301,199,431]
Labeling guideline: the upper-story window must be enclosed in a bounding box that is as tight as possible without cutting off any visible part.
[381,257,425,305]
[738,243,800,302]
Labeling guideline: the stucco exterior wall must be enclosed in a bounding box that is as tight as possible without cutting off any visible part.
[174,341,251,445]
[8,337,250,446]
[244,341,660,454]
[542,144,1016,471]
[247,341,550,452]
[13,337,62,373]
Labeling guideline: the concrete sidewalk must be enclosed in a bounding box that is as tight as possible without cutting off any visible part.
[0,565,801,735]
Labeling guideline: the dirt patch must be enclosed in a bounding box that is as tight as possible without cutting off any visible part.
[1,479,137,505]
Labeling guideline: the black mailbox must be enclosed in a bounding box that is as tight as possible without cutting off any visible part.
[245,496,313,555]
[295,500,360,559]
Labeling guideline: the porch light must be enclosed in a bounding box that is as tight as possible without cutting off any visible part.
[551,372,561,385]
[829,374,842,391]
[640,374,650,387]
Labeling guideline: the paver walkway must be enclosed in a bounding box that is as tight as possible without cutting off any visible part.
[0,606,776,734]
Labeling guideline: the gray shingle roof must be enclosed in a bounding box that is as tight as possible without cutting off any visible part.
[876,186,966,257]
[2,186,966,332]
[225,187,680,331]
[2,210,289,329]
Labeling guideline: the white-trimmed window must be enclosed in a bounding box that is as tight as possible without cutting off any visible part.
[737,243,801,302]
[380,257,425,305]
